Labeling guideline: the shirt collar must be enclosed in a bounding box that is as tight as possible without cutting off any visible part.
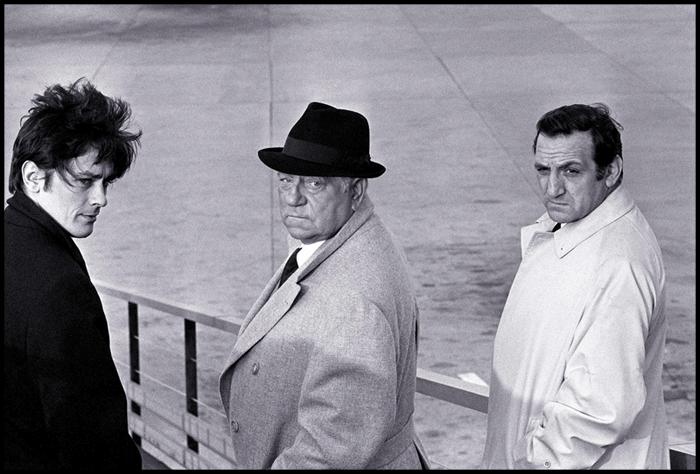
[298,240,324,267]
[533,186,636,258]
[285,195,376,281]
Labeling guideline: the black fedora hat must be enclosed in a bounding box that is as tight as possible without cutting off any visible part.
[258,102,385,178]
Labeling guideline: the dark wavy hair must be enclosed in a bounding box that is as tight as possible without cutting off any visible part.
[533,103,623,181]
[9,77,142,194]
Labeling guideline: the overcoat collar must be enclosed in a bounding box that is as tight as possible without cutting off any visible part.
[5,191,88,274]
[523,186,635,258]
[224,196,376,368]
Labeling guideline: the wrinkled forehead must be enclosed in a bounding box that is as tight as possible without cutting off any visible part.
[535,131,594,161]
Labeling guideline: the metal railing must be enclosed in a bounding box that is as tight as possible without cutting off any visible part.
[94,280,696,470]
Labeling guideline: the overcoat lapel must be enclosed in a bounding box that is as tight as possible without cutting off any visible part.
[222,196,375,371]
[223,277,300,368]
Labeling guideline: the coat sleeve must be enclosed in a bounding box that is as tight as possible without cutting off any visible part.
[512,256,658,469]
[272,299,398,469]
[28,273,142,469]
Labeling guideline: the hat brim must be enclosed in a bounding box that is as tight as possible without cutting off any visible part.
[258,147,385,178]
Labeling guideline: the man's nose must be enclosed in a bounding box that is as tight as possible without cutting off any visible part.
[546,173,564,197]
[91,183,108,207]
[284,183,305,206]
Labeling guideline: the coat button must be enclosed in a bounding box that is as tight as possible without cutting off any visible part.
[252,362,259,375]
[544,461,551,468]
[230,419,239,432]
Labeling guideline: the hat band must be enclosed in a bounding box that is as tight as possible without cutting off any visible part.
[283,136,369,166]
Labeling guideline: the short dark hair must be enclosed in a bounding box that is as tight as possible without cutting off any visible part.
[533,103,623,180]
[9,77,142,194]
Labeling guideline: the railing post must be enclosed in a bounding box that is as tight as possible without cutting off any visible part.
[185,319,199,453]
[671,447,696,470]
[128,301,142,446]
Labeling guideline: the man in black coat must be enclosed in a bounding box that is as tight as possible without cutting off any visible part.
[4,78,143,469]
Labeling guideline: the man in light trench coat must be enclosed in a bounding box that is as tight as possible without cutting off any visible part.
[481,103,669,469]
[219,102,430,469]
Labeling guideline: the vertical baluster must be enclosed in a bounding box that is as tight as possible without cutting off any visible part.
[185,319,199,453]
[128,301,142,446]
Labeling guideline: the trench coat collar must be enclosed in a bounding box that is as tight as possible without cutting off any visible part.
[5,191,88,274]
[526,186,635,259]
[225,195,376,368]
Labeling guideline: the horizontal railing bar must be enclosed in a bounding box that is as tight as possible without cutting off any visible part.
[669,438,697,456]
[416,368,489,413]
[94,280,243,334]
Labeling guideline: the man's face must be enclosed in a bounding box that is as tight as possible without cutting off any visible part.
[32,149,112,238]
[277,173,355,244]
[534,131,612,224]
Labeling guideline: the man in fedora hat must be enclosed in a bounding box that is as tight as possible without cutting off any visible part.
[219,102,429,469]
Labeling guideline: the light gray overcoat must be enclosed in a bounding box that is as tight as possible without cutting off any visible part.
[219,196,429,469]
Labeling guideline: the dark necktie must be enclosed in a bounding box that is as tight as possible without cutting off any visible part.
[278,248,301,288]
[552,222,561,232]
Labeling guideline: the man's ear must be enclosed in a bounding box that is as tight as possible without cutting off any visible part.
[21,161,46,193]
[350,178,368,211]
[605,155,623,188]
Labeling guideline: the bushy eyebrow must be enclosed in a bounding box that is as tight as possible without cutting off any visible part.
[534,159,583,169]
